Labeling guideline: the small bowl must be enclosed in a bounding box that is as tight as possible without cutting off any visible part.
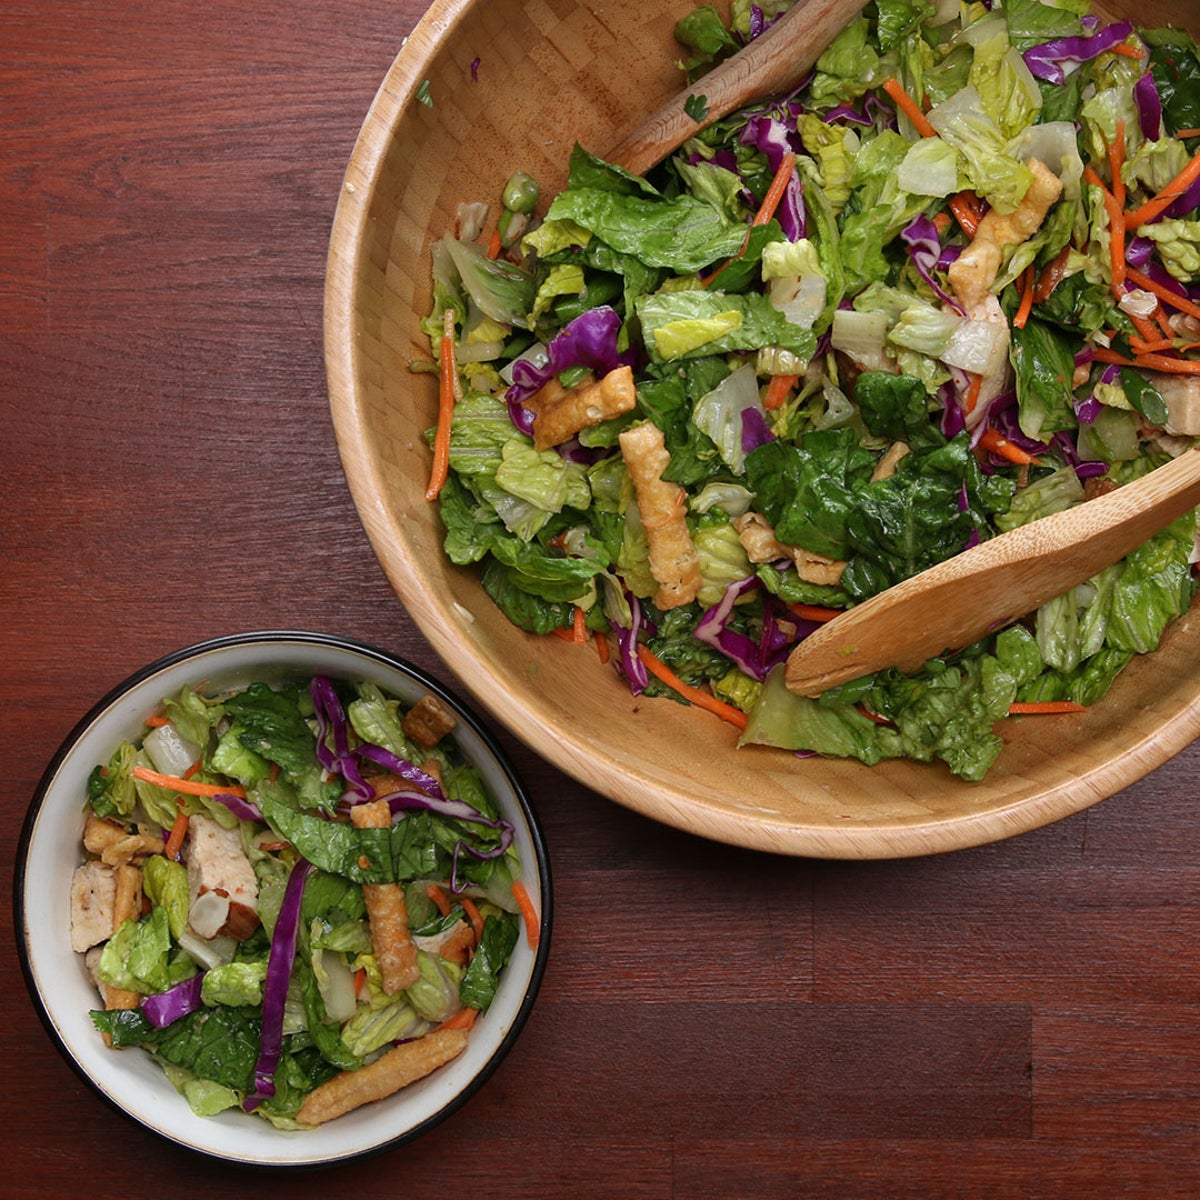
[324,0,1200,859]
[15,631,551,1168]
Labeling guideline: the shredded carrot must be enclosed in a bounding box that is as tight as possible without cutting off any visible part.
[1033,246,1071,303]
[510,880,541,951]
[436,1007,479,1032]
[1013,267,1035,329]
[1124,265,1200,322]
[1155,305,1177,340]
[932,211,952,236]
[354,968,367,998]
[1125,303,1165,347]
[1176,129,1200,140]
[752,151,797,228]
[268,760,280,784]
[856,704,894,726]
[145,715,169,728]
[881,77,937,138]
[977,428,1042,466]
[1125,146,1200,228]
[486,228,502,259]
[948,192,983,239]
[1127,352,1200,375]
[1008,700,1087,715]
[788,603,843,623]
[764,373,798,410]
[636,644,748,730]
[1107,41,1145,61]
[183,757,203,781]
[426,883,452,916]
[1108,120,1126,209]
[164,802,189,860]
[131,764,246,799]
[1130,336,1177,355]
[551,605,588,644]
[964,372,983,414]
[461,896,484,942]
[594,631,611,664]
[1092,347,1135,366]
[425,311,458,502]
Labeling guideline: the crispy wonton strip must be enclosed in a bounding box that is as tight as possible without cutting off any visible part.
[350,800,420,994]
[102,864,144,1022]
[532,364,638,450]
[296,1028,470,1126]
[619,421,700,610]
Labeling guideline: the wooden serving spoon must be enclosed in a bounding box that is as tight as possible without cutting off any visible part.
[606,0,870,175]
[784,449,1200,696]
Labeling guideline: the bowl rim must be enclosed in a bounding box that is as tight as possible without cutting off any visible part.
[14,629,552,1168]
[323,1,1200,861]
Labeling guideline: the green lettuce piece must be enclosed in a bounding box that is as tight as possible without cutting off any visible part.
[674,158,748,222]
[440,234,535,327]
[142,855,190,941]
[210,724,273,786]
[1003,0,1084,51]
[675,4,738,70]
[1123,136,1191,197]
[798,114,853,208]
[1009,315,1078,441]
[459,912,520,1012]
[994,465,1084,532]
[161,685,221,751]
[404,950,465,1024]
[693,521,753,607]
[202,961,268,1008]
[157,1062,242,1117]
[97,907,172,996]
[1105,516,1197,654]
[481,558,580,634]
[969,21,1041,140]
[545,188,746,273]
[531,262,585,321]
[494,441,591,513]
[1138,219,1200,282]
[808,17,880,106]
[636,289,816,364]
[340,993,427,1058]
[86,740,139,820]
[927,83,1032,214]
[522,217,592,259]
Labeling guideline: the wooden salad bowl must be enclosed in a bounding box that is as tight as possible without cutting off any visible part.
[325,0,1199,858]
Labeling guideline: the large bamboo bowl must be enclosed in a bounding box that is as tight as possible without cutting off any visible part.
[326,0,1199,859]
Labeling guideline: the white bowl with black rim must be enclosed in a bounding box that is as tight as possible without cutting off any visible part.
[15,631,551,1168]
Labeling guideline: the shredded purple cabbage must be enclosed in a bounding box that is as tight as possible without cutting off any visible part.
[311,676,371,802]
[505,306,636,408]
[900,215,963,313]
[611,591,652,695]
[354,740,445,800]
[211,792,264,823]
[141,973,205,1029]
[1133,71,1162,141]
[741,406,776,453]
[1022,20,1134,86]
[738,115,806,239]
[694,578,815,681]
[244,858,312,1112]
[1164,174,1200,220]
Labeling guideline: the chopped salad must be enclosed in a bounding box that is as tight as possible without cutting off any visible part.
[70,676,535,1127]
[421,0,1200,780]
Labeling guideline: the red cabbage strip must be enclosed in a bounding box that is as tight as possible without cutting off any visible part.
[505,306,636,408]
[141,973,204,1029]
[1022,20,1134,86]
[739,115,806,239]
[611,591,652,695]
[449,823,517,894]
[1134,71,1163,141]
[355,741,446,800]
[901,215,964,313]
[694,577,797,681]
[244,859,312,1112]
[741,406,775,454]
[311,676,371,801]
[211,792,264,822]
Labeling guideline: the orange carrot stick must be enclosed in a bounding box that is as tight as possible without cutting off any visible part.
[131,765,247,799]
[764,373,798,410]
[145,715,169,728]
[426,883,452,916]
[510,880,541,951]
[636,645,748,730]
[1108,119,1126,209]
[1008,700,1087,715]
[1013,267,1035,329]
[486,228,502,259]
[1107,42,1145,60]
[436,1007,479,1032]
[752,151,797,228]
[594,631,611,664]
[425,312,458,502]
[460,896,484,942]
[1085,166,1126,293]
[964,372,983,413]
[977,428,1042,466]
[164,802,189,860]
[1125,147,1200,228]
[881,77,937,138]
[1128,353,1200,375]
[788,603,843,623]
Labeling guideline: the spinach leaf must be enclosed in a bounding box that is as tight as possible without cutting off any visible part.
[460,912,520,1011]
[1008,315,1078,441]
[1145,30,1200,136]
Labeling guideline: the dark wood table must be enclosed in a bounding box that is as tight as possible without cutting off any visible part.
[4,3,1199,1195]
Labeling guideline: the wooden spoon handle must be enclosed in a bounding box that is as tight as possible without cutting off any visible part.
[606,0,870,176]
[785,449,1200,697]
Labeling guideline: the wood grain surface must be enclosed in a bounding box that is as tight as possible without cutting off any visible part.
[2,2,1199,1197]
